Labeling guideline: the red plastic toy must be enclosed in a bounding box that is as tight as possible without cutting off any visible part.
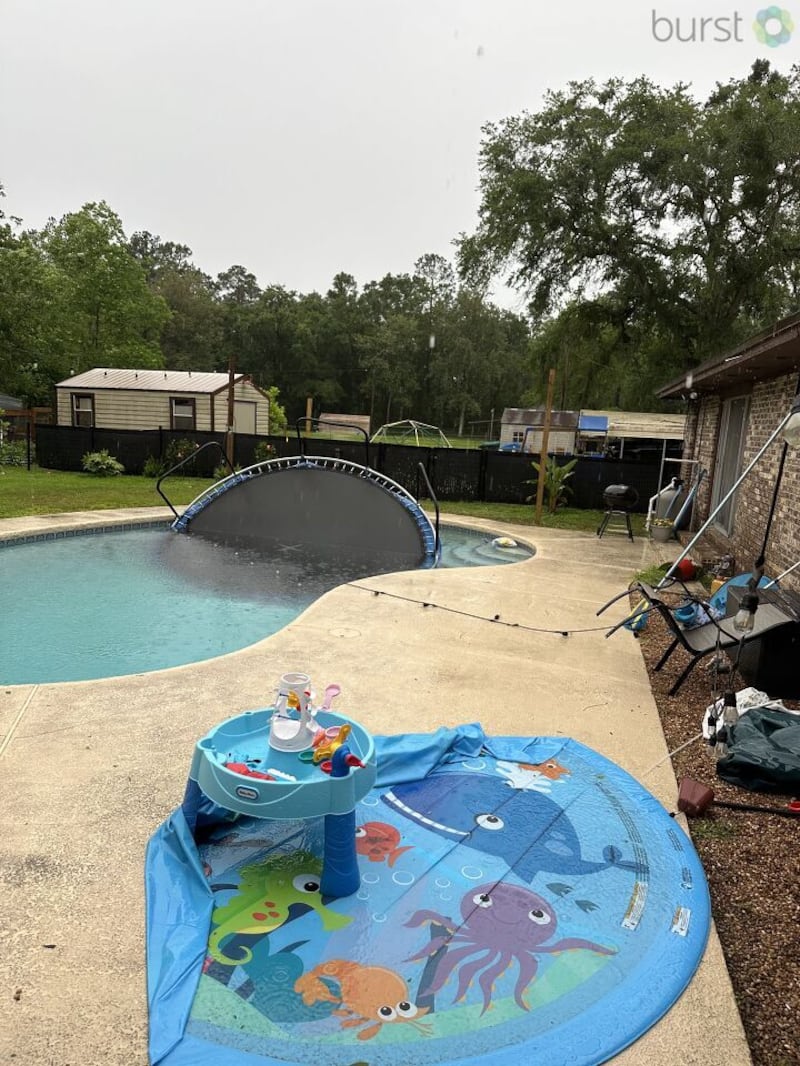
[224,762,275,781]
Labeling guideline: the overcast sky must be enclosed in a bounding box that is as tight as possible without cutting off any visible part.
[2,1,797,309]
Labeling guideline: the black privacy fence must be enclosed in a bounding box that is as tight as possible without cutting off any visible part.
[34,426,668,511]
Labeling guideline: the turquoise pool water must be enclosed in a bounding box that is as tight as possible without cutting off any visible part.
[1,525,532,685]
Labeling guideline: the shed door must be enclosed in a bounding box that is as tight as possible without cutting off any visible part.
[234,401,257,434]
[711,395,749,535]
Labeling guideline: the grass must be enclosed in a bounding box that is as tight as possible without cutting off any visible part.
[0,466,216,518]
[0,466,649,537]
[689,819,739,842]
[428,499,648,535]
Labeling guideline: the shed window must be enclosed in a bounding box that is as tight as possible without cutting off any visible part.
[71,393,94,428]
[512,430,525,444]
[170,397,196,431]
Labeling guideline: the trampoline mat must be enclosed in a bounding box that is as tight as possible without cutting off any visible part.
[146,727,709,1066]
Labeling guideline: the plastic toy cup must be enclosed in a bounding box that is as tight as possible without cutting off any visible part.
[279,671,311,707]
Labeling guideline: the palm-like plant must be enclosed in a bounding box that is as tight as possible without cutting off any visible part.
[525,456,578,513]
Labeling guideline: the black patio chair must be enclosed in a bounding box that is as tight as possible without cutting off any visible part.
[597,580,796,697]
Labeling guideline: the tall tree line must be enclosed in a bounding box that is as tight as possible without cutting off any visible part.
[6,61,799,424]
[0,190,531,433]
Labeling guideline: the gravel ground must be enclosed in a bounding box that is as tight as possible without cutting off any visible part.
[630,590,800,1066]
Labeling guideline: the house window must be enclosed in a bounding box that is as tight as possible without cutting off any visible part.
[170,397,196,431]
[71,393,94,428]
[512,430,525,444]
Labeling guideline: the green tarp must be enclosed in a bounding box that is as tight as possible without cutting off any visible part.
[716,708,800,793]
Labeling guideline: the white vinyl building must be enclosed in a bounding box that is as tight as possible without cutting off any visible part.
[55,369,271,436]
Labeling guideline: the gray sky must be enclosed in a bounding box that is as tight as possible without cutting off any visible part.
[2,0,797,309]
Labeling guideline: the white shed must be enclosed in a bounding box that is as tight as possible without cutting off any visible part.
[499,408,579,454]
[55,369,271,435]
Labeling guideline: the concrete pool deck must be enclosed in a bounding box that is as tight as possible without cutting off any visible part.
[0,508,751,1066]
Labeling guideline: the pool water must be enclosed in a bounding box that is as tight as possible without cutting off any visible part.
[1,525,532,685]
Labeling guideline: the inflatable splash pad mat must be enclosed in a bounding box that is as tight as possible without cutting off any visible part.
[146,725,709,1065]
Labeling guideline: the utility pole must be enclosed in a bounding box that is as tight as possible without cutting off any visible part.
[534,368,556,525]
[225,353,236,465]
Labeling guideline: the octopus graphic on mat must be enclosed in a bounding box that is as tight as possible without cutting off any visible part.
[406,883,616,1014]
[209,850,351,965]
[295,960,433,1041]
[382,770,643,881]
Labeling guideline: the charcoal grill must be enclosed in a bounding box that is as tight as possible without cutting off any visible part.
[596,484,639,541]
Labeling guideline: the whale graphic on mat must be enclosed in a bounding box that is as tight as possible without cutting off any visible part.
[381,771,643,882]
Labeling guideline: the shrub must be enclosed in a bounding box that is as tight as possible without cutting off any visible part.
[164,438,200,468]
[254,441,276,463]
[142,454,164,478]
[524,457,577,513]
[82,449,125,476]
[0,440,28,466]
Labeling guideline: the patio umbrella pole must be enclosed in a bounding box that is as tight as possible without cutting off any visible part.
[659,407,796,587]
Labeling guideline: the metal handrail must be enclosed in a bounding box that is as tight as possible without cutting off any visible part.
[156,440,234,518]
[295,417,371,468]
[416,461,440,558]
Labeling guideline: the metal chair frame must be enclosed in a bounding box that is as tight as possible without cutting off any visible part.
[598,580,795,696]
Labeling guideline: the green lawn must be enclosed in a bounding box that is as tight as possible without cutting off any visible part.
[0,466,216,518]
[0,466,648,536]
[429,499,648,536]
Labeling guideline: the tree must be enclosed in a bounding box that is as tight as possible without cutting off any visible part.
[458,63,800,379]
[37,202,169,371]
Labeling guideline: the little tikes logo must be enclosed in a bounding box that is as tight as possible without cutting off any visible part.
[651,6,793,45]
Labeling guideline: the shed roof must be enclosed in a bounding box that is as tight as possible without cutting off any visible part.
[580,410,686,440]
[0,392,24,410]
[55,369,244,394]
[500,407,579,430]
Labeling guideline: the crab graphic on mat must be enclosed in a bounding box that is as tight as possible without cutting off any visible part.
[294,960,432,1041]
[208,850,351,965]
[406,882,616,1014]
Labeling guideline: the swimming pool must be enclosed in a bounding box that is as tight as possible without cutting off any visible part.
[1,524,532,685]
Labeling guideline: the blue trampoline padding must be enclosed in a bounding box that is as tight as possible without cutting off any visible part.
[146,725,710,1066]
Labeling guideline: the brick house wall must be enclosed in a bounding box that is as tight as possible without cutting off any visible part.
[685,371,800,592]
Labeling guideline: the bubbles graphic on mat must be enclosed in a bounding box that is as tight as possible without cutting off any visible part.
[392,871,415,886]
[461,758,486,771]
[361,872,380,885]
[372,912,388,923]
[360,795,379,807]
[435,877,451,889]
[461,866,484,880]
